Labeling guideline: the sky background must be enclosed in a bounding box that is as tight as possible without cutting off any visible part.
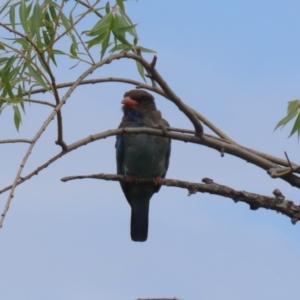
[1,0,300,299]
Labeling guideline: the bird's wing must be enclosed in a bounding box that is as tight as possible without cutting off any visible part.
[115,135,124,175]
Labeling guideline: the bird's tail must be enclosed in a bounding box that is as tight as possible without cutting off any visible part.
[130,199,150,242]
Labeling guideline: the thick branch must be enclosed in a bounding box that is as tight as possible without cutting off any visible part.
[67,127,300,187]
[61,173,300,224]
[23,98,56,108]
[2,127,300,199]
[24,77,299,169]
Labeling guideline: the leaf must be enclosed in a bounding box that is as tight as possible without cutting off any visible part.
[114,13,137,38]
[105,1,110,14]
[109,43,131,53]
[274,111,298,130]
[289,113,300,138]
[112,31,131,46]
[30,1,41,37]
[275,100,300,130]
[13,37,30,48]
[84,12,111,35]
[0,57,9,65]
[49,5,57,23]
[86,31,108,48]
[27,64,49,90]
[101,31,111,59]
[13,105,22,131]
[9,3,16,31]
[19,0,28,34]
[61,12,70,32]
[18,85,25,113]
[136,61,146,81]
[117,0,125,13]
[1,73,14,98]
[138,46,156,53]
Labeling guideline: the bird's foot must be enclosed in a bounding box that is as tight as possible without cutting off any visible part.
[153,176,162,185]
[126,174,135,183]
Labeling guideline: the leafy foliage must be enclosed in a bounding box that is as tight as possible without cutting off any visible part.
[0,0,154,130]
[275,100,300,138]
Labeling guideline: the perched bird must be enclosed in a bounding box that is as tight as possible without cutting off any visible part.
[116,90,171,242]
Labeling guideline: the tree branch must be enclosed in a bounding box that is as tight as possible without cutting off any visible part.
[0,139,32,144]
[23,76,300,169]
[60,173,300,224]
[23,98,56,108]
[138,55,204,137]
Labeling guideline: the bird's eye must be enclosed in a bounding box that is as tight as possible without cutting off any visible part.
[141,97,149,102]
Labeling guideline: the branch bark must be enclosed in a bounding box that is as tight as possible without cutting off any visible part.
[61,173,300,224]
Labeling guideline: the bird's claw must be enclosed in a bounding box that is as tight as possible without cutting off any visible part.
[153,176,162,185]
[126,174,135,183]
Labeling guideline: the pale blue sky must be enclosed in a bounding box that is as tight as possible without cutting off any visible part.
[1,1,300,299]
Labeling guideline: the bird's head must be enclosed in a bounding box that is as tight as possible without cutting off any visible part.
[122,90,157,119]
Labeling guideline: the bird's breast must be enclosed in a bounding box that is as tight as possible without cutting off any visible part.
[123,134,169,178]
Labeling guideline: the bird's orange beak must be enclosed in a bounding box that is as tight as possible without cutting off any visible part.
[121,97,138,106]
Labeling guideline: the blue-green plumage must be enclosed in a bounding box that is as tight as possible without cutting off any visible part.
[116,90,171,242]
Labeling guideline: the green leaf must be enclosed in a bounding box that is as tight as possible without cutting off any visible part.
[49,5,57,23]
[101,31,111,59]
[61,12,70,32]
[274,111,298,130]
[136,61,146,81]
[30,1,41,37]
[289,113,300,138]
[2,56,16,74]
[275,100,300,130]
[13,104,22,131]
[113,14,137,38]
[117,0,125,13]
[0,43,5,51]
[0,57,9,65]
[19,0,28,34]
[13,37,30,48]
[138,46,156,53]
[109,43,131,53]
[105,2,110,14]
[18,85,25,113]
[86,31,109,48]
[43,29,51,46]
[112,31,131,46]
[0,72,14,98]
[85,12,111,35]
[9,4,16,31]
[27,64,49,90]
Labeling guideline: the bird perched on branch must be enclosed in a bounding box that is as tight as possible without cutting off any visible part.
[116,90,171,242]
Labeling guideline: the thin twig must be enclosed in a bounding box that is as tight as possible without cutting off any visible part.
[23,98,55,107]
[23,77,162,96]
[285,151,293,171]
[76,0,103,18]
[0,139,32,144]
[73,26,95,65]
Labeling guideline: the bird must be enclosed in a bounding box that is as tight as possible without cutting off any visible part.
[115,89,171,242]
